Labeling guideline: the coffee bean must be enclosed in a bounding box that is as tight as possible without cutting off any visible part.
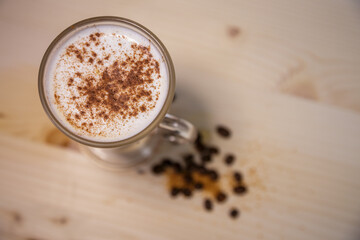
[208,170,219,181]
[182,188,192,198]
[233,185,247,195]
[201,154,212,163]
[185,162,196,171]
[171,162,183,173]
[183,153,194,163]
[194,182,203,190]
[229,208,239,218]
[216,191,227,203]
[195,131,203,144]
[233,171,243,182]
[224,154,235,166]
[204,198,213,211]
[183,154,196,170]
[151,164,164,175]
[170,187,180,197]
[196,165,207,175]
[216,125,231,138]
[209,146,219,155]
[161,158,173,167]
[195,132,206,152]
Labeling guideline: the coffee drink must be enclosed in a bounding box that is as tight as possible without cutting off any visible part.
[43,24,169,142]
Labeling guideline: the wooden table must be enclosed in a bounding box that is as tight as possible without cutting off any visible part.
[1,0,360,239]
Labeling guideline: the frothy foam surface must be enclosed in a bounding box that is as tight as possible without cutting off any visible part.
[44,24,169,142]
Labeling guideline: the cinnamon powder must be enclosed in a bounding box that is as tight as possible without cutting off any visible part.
[57,32,161,136]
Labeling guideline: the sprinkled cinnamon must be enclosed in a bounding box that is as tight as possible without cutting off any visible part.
[56,32,161,137]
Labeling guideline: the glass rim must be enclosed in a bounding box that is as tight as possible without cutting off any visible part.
[38,16,175,148]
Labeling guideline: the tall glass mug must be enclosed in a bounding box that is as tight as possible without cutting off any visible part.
[38,16,196,170]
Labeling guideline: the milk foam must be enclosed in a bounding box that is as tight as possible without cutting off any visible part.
[44,24,169,142]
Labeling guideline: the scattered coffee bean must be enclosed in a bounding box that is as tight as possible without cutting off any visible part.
[182,188,192,198]
[183,154,194,163]
[172,162,182,173]
[204,198,213,211]
[208,170,219,181]
[194,182,203,189]
[233,185,247,195]
[195,132,206,152]
[216,191,227,203]
[170,187,180,197]
[161,158,173,167]
[152,164,164,175]
[216,125,231,138]
[185,163,196,172]
[201,154,212,163]
[196,165,207,175]
[229,208,239,219]
[233,171,243,182]
[224,154,235,166]
[209,146,219,155]
[151,122,249,219]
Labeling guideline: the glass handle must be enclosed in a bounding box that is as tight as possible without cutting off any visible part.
[159,114,197,144]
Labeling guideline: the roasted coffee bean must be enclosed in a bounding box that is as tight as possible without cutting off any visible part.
[216,125,231,138]
[196,165,207,175]
[185,163,196,171]
[224,154,235,166]
[233,185,247,195]
[170,187,180,197]
[208,170,219,181]
[216,191,227,203]
[233,171,243,182]
[172,162,183,173]
[195,132,206,151]
[229,208,239,218]
[201,154,212,163]
[209,146,219,155]
[183,154,194,163]
[161,158,173,167]
[204,198,213,211]
[194,182,203,190]
[151,164,164,175]
[182,188,192,198]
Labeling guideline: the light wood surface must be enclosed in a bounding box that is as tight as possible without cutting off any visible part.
[1,0,360,239]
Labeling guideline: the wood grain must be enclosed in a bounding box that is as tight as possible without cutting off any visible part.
[0,0,360,239]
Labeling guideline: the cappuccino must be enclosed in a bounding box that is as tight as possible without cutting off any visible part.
[43,24,169,142]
